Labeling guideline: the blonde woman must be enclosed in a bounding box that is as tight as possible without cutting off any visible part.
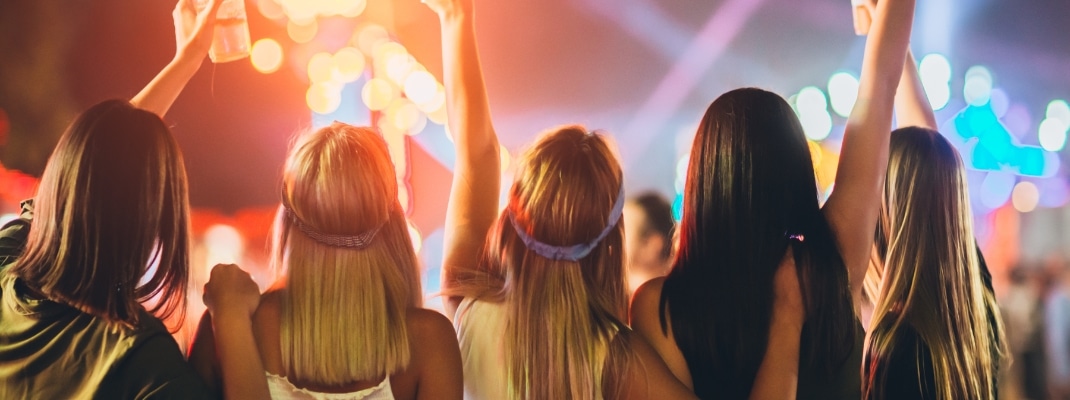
[858,6,1008,394]
[190,123,463,399]
[426,0,804,398]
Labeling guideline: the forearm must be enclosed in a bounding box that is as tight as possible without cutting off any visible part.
[894,50,937,129]
[211,311,270,400]
[855,0,915,105]
[130,49,203,117]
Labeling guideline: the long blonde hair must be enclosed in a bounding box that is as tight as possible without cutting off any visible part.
[274,123,422,386]
[450,126,630,399]
[863,127,1006,399]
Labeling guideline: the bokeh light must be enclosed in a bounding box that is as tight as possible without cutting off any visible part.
[306,82,342,115]
[1011,181,1040,213]
[332,47,366,82]
[306,52,335,83]
[286,19,318,44]
[827,72,859,117]
[388,99,422,132]
[919,53,952,110]
[1038,118,1069,152]
[256,0,286,20]
[1047,100,1070,126]
[361,78,396,111]
[989,88,1009,118]
[250,38,284,74]
[963,66,993,106]
[355,25,390,55]
[204,224,244,267]
[404,71,438,106]
[796,86,833,141]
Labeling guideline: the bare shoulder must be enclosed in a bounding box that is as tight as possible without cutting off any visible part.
[406,308,457,339]
[252,288,285,373]
[630,277,667,333]
[253,288,284,324]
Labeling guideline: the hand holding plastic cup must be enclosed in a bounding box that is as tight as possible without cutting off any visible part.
[194,0,251,63]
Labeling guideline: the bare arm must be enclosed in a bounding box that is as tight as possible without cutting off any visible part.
[129,0,221,116]
[748,250,805,400]
[425,0,502,319]
[894,50,937,129]
[199,264,271,400]
[823,0,915,313]
[410,309,465,400]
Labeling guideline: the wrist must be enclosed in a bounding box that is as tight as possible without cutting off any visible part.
[209,306,255,329]
[439,9,472,25]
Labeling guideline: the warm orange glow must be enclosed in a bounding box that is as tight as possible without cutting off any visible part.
[407,220,422,253]
[286,19,318,44]
[388,99,421,132]
[373,42,408,75]
[332,47,366,83]
[306,52,334,83]
[256,0,286,20]
[416,86,445,113]
[361,78,396,111]
[355,25,389,55]
[384,54,415,85]
[341,0,367,17]
[250,38,284,74]
[306,82,342,115]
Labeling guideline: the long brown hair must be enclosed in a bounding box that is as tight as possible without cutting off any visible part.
[274,123,422,386]
[448,125,630,399]
[9,100,192,330]
[864,127,1007,399]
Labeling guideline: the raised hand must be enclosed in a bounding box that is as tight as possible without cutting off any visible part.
[173,0,223,60]
[202,263,260,319]
[421,0,473,19]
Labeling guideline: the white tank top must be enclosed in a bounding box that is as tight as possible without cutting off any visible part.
[265,373,394,400]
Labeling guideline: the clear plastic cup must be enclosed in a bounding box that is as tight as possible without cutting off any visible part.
[195,0,251,63]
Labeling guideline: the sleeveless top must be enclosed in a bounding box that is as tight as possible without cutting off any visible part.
[266,373,394,400]
[454,297,615,400]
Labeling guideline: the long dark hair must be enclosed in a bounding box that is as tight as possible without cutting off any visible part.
[10,100,191,329]
[661,88,856,397]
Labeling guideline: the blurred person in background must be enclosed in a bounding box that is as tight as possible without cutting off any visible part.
[1046,256,1070,399]
[623,192,675,298]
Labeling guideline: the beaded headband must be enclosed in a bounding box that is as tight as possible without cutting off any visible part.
[508,186,625,261]
[284,205,386,249]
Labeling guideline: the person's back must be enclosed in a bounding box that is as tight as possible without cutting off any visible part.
[0,100,208,399]
[189,123,463,400]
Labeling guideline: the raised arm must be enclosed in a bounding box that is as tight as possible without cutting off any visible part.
[822,0,915,313]
[894,50,937,129]
[194,263,270,400]
[424,0,502,319]
[129,0,221,117]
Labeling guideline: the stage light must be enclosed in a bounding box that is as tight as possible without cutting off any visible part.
[204,224,244,266]
[306,82,342,115]
[1011,181,1039,213]
[919,53,951,86]
[256,0,286,20]
[979,171,1015,209]
[796,86,827,114]
[827,72,859,117]
[1038,118,1068,152]
[341,0,367,17]
[355,25,390,56]
[361,78,396,111]
[800,110,832,141]
[385,54,416,85]
[307,52,334,83]
[925,83,951,111]
[251,38,283,74]
[963,66,993,106]
[388,99,421,132]
[428,104,448,125]
[332,47,365,83]
[404,71,438,106]
[287,19,318,44]
[1048,100,1070,126]
[416,86,446,114]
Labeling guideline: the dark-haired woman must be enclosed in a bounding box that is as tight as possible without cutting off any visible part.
[630,0,917,398]
[0,1,264,398]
